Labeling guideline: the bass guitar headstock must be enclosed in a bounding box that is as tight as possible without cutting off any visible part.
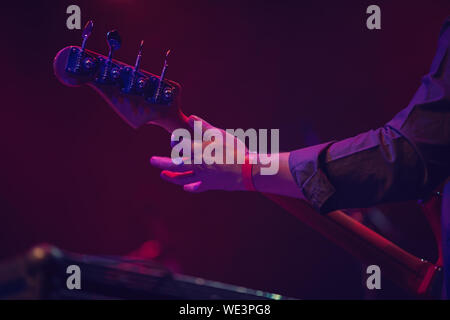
[53,21,185,131]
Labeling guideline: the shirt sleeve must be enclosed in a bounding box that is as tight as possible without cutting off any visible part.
[289,17,450,214]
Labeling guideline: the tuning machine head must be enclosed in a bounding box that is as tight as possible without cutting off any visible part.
[106,30,121,59]
[95,30,123,83]
[81,20,94,51]
[78,20,94,71]
[65,20,98,74]
[153,49,171,103]
[134,40,144,71]
[120,40,148,94]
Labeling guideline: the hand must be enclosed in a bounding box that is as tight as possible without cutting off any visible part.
[150,115,248,192]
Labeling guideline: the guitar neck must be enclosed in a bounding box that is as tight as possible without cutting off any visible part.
[265,194,441,297]
[149,109,190,133]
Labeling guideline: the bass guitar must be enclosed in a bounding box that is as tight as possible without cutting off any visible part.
[53,21,444,298]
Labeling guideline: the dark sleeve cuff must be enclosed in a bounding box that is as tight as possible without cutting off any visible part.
[289,142,336,211]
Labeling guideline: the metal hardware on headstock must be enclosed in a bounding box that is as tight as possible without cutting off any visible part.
[135,40,144,71]
[81,21,93,54]
[121,40,149,95]
[66,20,97,75]
[61,21,177,111]
[153,49,172,103]
[95,30,122,84]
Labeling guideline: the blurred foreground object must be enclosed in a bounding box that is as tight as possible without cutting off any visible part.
[0,244,289,300]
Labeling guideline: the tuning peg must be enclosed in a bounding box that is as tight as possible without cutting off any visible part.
[96,30,121,82]
[73,20,94,72]
[121,40,145,93]
[106,30,121,61]
[134,40,144,72]
[154,49,171,102]
[81,20,94,53]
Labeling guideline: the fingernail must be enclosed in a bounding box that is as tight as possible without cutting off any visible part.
[172,157,183,165]
[184,181,201,192]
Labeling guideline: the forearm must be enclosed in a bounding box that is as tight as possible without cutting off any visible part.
[154,19,450,207]
[251,152,305,199]
[282,19,450,213]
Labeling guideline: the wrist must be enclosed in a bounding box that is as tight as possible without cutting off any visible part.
[250,152,306,200]
[241,152,258,192]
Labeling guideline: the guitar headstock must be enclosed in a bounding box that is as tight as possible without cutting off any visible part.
[53,21,183,130]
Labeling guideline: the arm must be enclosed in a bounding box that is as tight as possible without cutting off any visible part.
[288,17,450,213]
[151,17,450,213]
[251,152,304,199]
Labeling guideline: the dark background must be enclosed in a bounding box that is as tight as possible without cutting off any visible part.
[0,0,449,299]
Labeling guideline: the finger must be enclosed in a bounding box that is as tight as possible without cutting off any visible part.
[188,115,215,131]
[183,181,206,193]
[171,132,188,148]
[160,170,196,186]
[150,156,192,172]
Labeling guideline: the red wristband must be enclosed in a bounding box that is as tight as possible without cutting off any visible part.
[242,153,256,191]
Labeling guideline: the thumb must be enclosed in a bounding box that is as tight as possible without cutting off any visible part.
[183,181,205,193]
